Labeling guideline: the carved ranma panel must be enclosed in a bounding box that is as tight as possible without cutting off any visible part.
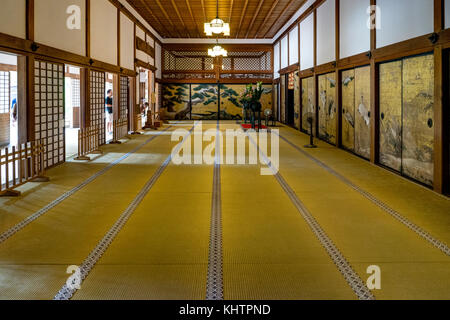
[318,73,336,145]
[162,84,190,120]
[379,54,434,186]
[301,77,315,134]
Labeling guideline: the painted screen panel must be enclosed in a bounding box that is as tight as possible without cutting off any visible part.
[300,14,314,71]
[280,76,286,123]
[162,84,190,120]
[341,69,355,151]
[220,84,245,120]
[273,84,279,121]
[191,84,219,120]
[379,60,402,171]
[446,0,450,29]
[402,54,434,186]
[293,71,301,129]
[340,0,370,59]
[377,0,433,48]
[317,0,336,65]
[318,73,337,144]
[301,77,315,133]
[354,66,371,159]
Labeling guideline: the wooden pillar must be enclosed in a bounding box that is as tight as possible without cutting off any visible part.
[82,68,91,128]
[335,0,341,147]
[369,0,378,163]
[25,55,35,142]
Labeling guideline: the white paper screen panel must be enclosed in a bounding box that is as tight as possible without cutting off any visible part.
[300,13,314,70]
[35,0,86,56]
[289,26,299,65]
[376,0,433,48]
[120,13,134,70]
[274,42,280,79]
[280,36,288,69]
[0,0,26,39]
[90,0,118,65]
[136,26,146,40]
[317,0,336,65]
[340,0,370,59]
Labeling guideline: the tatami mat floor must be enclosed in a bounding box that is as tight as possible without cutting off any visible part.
[0,122,449,300]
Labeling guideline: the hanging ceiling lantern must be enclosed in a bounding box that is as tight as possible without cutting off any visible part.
[204,0,230,36]
[208,43,228,57]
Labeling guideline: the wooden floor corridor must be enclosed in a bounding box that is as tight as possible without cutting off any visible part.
[0,122,449,300]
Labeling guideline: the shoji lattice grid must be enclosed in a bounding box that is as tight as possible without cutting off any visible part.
[90,70,106,145]
[34,60,65,168]
[119,76,128,120]
[72,78,80,107]
[0,72,10,113]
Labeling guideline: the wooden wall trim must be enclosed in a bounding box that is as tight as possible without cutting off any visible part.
[136,37,155,58]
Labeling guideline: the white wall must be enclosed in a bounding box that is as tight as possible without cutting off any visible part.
[377,0,433,48]
[35,0,86,56]
[274,42,280,79]
[0,0,26,39]
[136,26,146,41]
[289,25,299,65]
[300,13,314,70]
[317,0,336,65]
[90,0,118,65]
[120,13,134,70]
[340,0,370,58]
[280,36,288,69]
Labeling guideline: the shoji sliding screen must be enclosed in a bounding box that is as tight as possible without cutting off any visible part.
[89,70,106,145]
[119,76,129,120]
[34,60,65,168]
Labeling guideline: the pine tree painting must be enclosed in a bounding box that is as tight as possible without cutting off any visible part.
[162,84,190,120]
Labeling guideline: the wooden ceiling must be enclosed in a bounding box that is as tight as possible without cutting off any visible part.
[127,0,307,39]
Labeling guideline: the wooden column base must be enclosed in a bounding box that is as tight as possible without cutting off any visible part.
[91,150,103,155]
[75,156,91,161]
[0,189,21,197]
[31,176,50,183]
[109,141,122,145]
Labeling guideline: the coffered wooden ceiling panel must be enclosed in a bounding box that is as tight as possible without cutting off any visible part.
[127,0,307,39]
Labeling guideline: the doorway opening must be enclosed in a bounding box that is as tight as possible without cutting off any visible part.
[64,65,81,159]
[139,68,149,128]
[286,73,295,126]
[0,52,18,149]
[105,72,117,143]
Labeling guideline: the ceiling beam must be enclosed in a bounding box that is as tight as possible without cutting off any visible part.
[170,0,191,38]
[154,0,182,38]
[263,0,296,38]
[235,0,249,38]
[254,0,280,38]
[185,0,202,37]
[138,0,171,38]
[201,0,207,22]
[228,0,234,23]
[245,0,265,38]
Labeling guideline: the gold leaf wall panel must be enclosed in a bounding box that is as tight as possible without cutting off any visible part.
[162,84,190,120]
[318,73,336,144]
[402,54,434,186]
[273,84,278,120]
[294,72,301,130]
[379,54,434,186]
[301,77,315,134]
[341,69,355,151]
[190,84,219,120]
[379,60,403,172]
[354,66,371,159]
[219,84,245,120]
